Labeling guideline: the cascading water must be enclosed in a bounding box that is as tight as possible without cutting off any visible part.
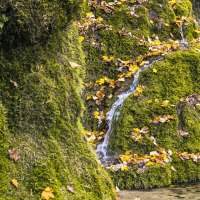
[96,58,162,164]
[96,26,188,165]
[180,23,188,49]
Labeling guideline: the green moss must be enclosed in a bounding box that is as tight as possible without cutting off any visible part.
[111,164,172,189]
[108,50,200,189]
[173,0,192,17]
[0,103,13,196]
[0,0,86,45]
[0,20,116,199]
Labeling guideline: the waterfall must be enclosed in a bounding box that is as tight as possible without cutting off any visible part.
[96,25,188,165]
[180,24,188,49]
[96,58,162,164]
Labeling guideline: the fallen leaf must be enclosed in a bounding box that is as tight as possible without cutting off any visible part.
[41,187,55,200]
[69,61,80,68]
[93,111,100,119]
[178,129,189,137]
[8,149,20,162]
[152,68,157,73]
[67,186,76,194]
[161,100,169,107]
[86,12,94,18]
[171,166,177,171]
[120,165,129,171]
[11,179,19,188]
[10,79,18,87]
[79,36,85,42]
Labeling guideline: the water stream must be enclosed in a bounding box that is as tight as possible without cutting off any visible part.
[96,58,162,163]
[180,24,188,49]
[96,24,187,164]
[120,183,200,200]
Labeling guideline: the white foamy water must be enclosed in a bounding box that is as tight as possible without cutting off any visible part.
[96,58,162,163]
[180,24,188,49]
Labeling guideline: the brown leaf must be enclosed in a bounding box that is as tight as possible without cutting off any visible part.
[11,179,19,188]
[67,186,76,194]
[8,149,20,162]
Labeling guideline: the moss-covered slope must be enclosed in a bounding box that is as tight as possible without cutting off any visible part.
[81,0,200,190]
[0,1,116,199]
[109,50,200,189]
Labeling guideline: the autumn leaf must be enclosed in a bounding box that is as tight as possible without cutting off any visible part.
[93,111,100,119]
[79,36,85,42]
[96,78,105,85]
[8,149,20,162]
[67,186,76,194]
[133,85,144,96]
[102,55,114,62]
[152,68,157,73]
[86,95,92,100]
[178,129,189,137]
[129,64,139,73]
[150,115,174,124]
[69,61,80,68]
[86,12,94,18]
[161,100,169,107]
[42,187,55,200]
[11,179,19,188]
[96,17,103,23]
[120,165,129,171]
[10,79,18,87]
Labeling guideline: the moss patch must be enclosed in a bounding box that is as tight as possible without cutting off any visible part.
[0,20,116,200]
[109,50,200,189]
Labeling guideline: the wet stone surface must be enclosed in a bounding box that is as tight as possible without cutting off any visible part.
[120,184,200,200]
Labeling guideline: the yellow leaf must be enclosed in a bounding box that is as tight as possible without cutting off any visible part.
[120,155,131,162]
[86,95,92,100]
[194,30,200,34]
[129,65,139,73]
[140,60,149,67]
[102,55,108,60]
[86,12,94,18]
[165,43,172,49]
[149,20,154,24]
[146,161,154,166]
[152,68,157,73]
[97,17,103,23]
[121,165,129,171]
[93,111,99,119]
[96,78,105,85]
[161,100,169,107]
[42,187,55,200]
[11,179,19,189]
[152,39,161,46]
[79,36,85,42]
[125,71,133,78]
[133,85,144,96]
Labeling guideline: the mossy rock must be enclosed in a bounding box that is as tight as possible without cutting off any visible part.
[0,0,85,45]
[83,0,198,131]
[0,21,116,199]
[108,50,200,189]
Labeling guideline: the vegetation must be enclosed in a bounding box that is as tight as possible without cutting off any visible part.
[0,1,116,199]
[82,0,200,190]
[1,0,200,198]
